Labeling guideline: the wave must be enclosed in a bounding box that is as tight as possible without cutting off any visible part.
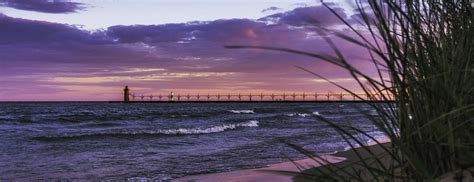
[313,142,347,155]
[228,110,255,114]
[79,122,123,128]
[286,113,310,117]
[167,114,190,118]
[34,120,259,141]
[286,112,321,117]
[341,131,388,151]
[0,115,15,120]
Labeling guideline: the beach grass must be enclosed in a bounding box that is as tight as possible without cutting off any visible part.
[228,0,474,180]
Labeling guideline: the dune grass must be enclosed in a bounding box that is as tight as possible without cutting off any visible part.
[228,0,474,180]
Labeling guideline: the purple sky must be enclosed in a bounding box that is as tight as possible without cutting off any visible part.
[0,0,379,101]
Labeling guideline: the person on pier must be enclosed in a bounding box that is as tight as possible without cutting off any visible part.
[169,92,174,101]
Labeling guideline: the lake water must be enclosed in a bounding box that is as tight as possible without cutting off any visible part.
[0,102,384,181]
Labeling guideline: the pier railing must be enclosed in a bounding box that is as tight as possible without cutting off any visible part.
[126,92,394,102]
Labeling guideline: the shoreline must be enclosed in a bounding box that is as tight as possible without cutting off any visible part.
[173,137,391,182]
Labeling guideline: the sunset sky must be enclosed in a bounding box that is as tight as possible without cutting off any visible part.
[0,0,378,101]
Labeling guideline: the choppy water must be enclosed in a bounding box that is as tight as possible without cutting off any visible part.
[0,102,384,181]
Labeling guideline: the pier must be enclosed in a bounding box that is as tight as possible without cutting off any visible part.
[117,86,393,103]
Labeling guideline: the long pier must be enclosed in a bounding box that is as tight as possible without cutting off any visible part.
[119,86,393,103]
[110,100,392,103]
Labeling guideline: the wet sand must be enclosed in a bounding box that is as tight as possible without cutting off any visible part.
[173,137,391,182]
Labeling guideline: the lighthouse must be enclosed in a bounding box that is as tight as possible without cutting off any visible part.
[123,86,130,102]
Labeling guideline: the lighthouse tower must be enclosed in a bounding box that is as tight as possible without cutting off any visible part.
[123,86,130,102]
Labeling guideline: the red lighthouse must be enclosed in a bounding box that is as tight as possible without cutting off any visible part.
[124,86,130,102]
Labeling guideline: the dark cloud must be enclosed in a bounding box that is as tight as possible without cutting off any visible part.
[262,6,282,13]
[107,24,189,44]
[107,19,266,45]
[0,0,84,13]
[0,15,110,45]
[0,14,146,78]
[104,18,319,73]
[106,4,356,47]
[259,5,350,26]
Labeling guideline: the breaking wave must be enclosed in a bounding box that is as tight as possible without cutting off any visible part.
[286,113,310,117]
[228,110,255,114]
[34,120,259,141]
[286,112,321,117]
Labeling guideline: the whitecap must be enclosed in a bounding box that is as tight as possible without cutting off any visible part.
[157,120,259,135]
[286,113,310,117]
[228,110,255,114]
[36,120,260,139]
[128,174,172,182]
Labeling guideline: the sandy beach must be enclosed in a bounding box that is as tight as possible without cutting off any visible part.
[173,137,391,182]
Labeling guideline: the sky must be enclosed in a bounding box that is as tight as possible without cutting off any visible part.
[0,0,378,101]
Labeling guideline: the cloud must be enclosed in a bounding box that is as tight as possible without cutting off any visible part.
[261,6,282,13]
[259,5,351,26]
[106,19,267,45]
[292,3,308,7]
[46,71,237,84]
[0,4,378,101]
[0,14,110,45]
[0,0,84,13]
[105,5,355,48]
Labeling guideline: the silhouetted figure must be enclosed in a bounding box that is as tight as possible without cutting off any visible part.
[124,86,130,103]
[169,92,174,101]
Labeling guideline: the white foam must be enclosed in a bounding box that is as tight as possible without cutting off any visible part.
[312,111,320,116]
[341,135,391,152]
[286,113,310,117]
[343,146,352,151]
[228,110,255,114]
[128,174,172,182]
[156,120,259,135]
[42,120,260,138]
